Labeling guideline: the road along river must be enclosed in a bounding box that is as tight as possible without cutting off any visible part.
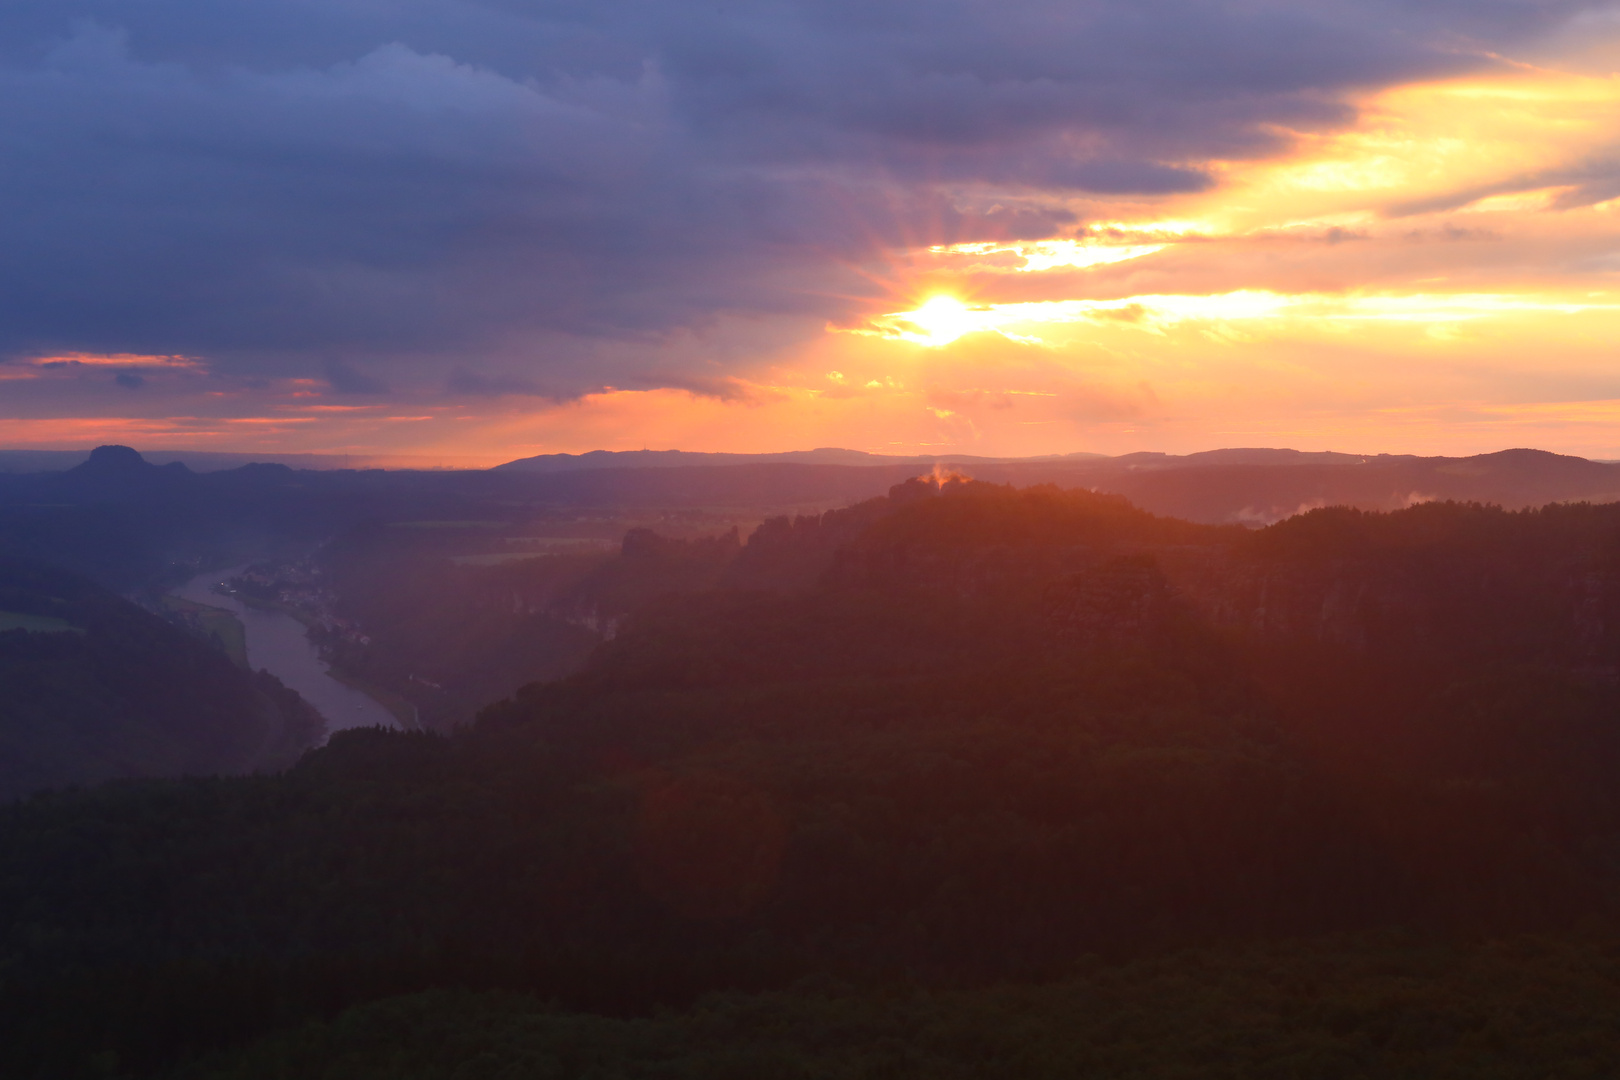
[173,568,399,738]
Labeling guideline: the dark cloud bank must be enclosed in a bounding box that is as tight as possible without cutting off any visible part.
[0,0,1599,397]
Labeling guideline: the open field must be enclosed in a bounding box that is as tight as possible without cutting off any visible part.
[232,591,315,628]
[158,596,249,667]
[0,610,82,634]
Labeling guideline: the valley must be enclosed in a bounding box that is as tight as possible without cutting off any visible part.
[9,447,1620,1076]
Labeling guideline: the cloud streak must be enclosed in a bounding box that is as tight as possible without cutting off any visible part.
[0,1,1594,395]
[5,0,1620,463]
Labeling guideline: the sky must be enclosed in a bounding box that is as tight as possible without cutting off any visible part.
[4,0,1620,465]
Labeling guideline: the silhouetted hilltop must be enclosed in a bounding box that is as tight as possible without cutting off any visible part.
[0,449,407,473]
[302,469,1620,732]
[0,448,503,587]
[489,446,1620,524]
[483,445,1620,531]
[52,445,193,501]
[562,479,1620,691]
[1,443,1618,593]
[74,444,146,472]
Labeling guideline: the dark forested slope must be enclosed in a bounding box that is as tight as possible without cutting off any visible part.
[0,557,323,801]
[172,938,1620,1080]
[9,481,1620,1076]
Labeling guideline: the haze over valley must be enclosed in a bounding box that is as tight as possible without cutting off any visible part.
[3,441,1620,1074]
[12,0,1620,1074]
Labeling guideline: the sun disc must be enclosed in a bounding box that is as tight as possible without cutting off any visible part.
[909,295,973,345]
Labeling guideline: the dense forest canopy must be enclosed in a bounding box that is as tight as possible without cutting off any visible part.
[9,475,1620,1076]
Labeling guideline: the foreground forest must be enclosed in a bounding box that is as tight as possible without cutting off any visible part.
[9,478,1620,1075]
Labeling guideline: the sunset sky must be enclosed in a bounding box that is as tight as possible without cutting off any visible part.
[5,1,1620,464]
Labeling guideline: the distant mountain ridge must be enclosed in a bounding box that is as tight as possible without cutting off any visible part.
[0,448,446,473]
[491,447,1111,472]
[488,446,1620,525]
[490,444,1588,473]
[1,443,1606,477]
[4,445,1620,594]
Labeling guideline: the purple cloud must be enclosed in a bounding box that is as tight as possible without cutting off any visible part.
[0,0,1600,398]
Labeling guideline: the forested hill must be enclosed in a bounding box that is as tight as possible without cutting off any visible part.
[6,443,1620,593]
[11,481,1620,1076]
[0,557,323,801]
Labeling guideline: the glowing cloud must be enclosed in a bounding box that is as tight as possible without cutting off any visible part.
[8,4,1620,462]
[892,296,980,347]
[866,290,1620,347]
[25,353,202,370]
[933,237,1167,272]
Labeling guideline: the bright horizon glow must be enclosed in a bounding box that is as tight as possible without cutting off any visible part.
[894,295,978,346]
[13,37,1620,461]
[931,238,1167,272]
[870,290,1620,346]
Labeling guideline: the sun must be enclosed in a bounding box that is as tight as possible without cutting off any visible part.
[905,294,975,346]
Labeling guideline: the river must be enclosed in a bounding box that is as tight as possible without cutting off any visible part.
[173,568,400,738]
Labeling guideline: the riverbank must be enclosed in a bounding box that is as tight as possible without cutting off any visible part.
[323,667,419,730]
[227,590,419,730]
[158,594,250,667]
[170,570,400,737]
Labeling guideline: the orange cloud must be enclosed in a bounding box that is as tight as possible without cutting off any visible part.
[16,50,1620,466]
[26,353,202,370]
[0,417,229,447]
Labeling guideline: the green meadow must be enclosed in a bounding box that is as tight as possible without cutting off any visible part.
[0,610,82,634]
[159,597,250,667]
